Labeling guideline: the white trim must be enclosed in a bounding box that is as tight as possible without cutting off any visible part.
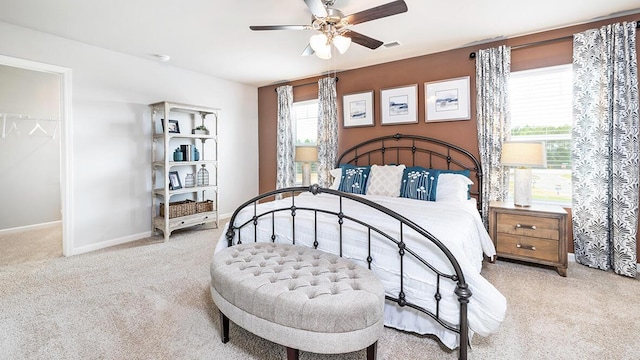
[72,231,153,255]
[0,55,74,257]
[0,220,61,235]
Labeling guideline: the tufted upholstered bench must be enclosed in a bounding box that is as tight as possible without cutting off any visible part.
[210,242,385,360]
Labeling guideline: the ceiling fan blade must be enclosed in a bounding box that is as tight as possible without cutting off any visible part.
[303,0,328,17]
[301,44,315,56]
[250,25,311,31]
[344,31,384,49]
[346,0,408,25]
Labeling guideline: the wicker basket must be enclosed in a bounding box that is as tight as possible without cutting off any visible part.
[196,200,214,213]
[159,200,197,218]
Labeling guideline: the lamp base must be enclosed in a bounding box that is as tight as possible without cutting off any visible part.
[302,163,311,187]
[513,167,532,207]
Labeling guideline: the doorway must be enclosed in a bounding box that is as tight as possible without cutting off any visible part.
[0,55,72,259]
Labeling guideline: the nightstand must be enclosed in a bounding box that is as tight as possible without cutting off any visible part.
[489,201,568,277]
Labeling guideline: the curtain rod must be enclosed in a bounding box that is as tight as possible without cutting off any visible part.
[274,77,339,92]
[469,20,640,59]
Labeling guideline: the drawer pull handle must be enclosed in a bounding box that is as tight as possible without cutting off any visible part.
[516,223,536,230]
[516,243,536,251]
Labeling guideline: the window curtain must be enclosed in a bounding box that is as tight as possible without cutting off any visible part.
[475,45,511,227]
[572,21,638,278]
[317,77,338,188]
[275,85,295,196]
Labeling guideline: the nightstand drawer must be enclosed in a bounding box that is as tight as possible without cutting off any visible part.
[496,213,560,240]
[496,233,559,262]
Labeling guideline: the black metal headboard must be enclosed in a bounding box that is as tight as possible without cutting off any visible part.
[336,133,483,213]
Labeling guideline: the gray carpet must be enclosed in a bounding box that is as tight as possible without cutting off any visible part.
[1,224,639,359]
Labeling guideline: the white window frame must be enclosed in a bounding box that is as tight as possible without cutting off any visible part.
[509,64,572,206]
[291,99,319,185]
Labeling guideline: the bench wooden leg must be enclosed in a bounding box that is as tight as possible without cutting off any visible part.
[367,341,377,360]
[219,311,229,343]
[286,347,299,360]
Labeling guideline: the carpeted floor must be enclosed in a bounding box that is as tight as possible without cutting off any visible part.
[1,224,639,359]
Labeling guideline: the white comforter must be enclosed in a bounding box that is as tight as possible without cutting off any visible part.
[216,193,506,349]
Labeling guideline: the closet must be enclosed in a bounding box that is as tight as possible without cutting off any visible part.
[0,64,62,264]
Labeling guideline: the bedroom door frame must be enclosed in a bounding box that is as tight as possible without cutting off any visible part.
[0,55,74,256]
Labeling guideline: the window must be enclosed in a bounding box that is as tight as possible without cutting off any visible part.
[509,64,572,205]
[292,100,318,184]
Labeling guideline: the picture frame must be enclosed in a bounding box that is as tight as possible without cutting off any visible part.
[342,91,374,128]
[162,119,180,133]
[380,84,418,125]
[425,76,471,122]
[168,171,182,190]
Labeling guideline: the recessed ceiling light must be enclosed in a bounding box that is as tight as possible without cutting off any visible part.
[154,54,171,62]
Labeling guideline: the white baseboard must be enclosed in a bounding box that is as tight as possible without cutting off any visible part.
[71,231,153,256]
[0,220,62,235]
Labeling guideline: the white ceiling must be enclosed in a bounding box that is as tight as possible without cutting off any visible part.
[0,0,639,87]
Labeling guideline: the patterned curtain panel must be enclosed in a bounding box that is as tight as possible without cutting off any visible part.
[475,45,511,227]
[317,77,338,188]
[275,85,295,196]
[572,21,639,278]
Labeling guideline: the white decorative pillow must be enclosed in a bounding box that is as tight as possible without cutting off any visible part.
[329,168,342,190]
[436,173,473,202]
[366,164,406,197]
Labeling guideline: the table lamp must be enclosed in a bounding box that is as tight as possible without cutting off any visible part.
[500,141,547,207]
[295,146,318,186]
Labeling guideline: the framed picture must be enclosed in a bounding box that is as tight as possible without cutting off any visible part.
[168,171,182,190]
[425,76,471,122]
[380,84,418,125]
[343,91,374,128]
[162,119,180,133]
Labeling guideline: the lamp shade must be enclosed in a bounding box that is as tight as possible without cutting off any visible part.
[333,34,352,54]
[500,141,547,168]
[295,146,318,162]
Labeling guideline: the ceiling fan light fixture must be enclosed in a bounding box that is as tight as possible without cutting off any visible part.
[333,34,351,54]
[309,33,329,53]
[315,46,332,59]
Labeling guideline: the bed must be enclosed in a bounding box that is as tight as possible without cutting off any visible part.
[216,134,506,359]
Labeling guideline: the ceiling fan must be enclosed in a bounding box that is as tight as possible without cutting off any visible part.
[249,0,408,59]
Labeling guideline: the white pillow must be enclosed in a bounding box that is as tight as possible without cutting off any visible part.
[365,164,406,197]
[436,173,473,202]
[329,168,342,190]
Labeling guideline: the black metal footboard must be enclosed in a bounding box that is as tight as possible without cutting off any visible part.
[225,184,471,360]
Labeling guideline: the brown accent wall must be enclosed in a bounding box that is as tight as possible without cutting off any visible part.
[258,14,639,259]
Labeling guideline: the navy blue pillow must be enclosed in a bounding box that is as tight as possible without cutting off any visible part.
[338,164,371,194]
[400,167,440,201]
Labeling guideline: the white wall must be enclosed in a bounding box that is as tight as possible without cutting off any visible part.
[0,21,259,252]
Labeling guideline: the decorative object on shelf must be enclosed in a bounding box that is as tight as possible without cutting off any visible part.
[295,146,318,186]
[168,171,182,190]
[196,200,214,213]
[192,124,209,135]
[500,141,547,207]
[194,148,200,161]
[342,91,374,128]
[380,84,418,125]
[162,119,180,133]
[173,147,183,161]
[185,173,195,188]
[159,200,196,218]
[425,76,471,122]
[197,164,209,186]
